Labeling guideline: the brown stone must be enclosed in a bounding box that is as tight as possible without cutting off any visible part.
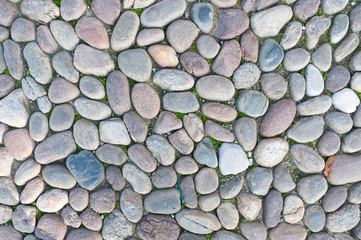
[241,30,258,63]
[201,102,237,123]
[106,70,131,116]
[154,111,183,134]
[91,0,121,25]
[35,214,67,240]
[180,51,210,77]
[211,40,242,77]
[4,129,35,161]
[137,214,180,240]
[131,83,160,119]
[214,9,249,40]
[75,16,109,49]
[148,44,178,67]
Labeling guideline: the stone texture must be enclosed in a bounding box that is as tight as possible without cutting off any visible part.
[137,214,180,240]
[48,78,80,104]
[144,189,181,214]
[60,0,87,21]
[233,117,257,151]
[91,0,120,25]
[111,11,139,52]
[254,138,289,167]
[128,144,157,172]
[148,44,179,67]
[35,214,67,240]
[11,18,36,42]
[214,9,249,40]
[122,163,152,194]
[52,50,79,83]
[36,189,68,213]
[167,20,198,53]
[326,204,360,233]
[211,40,242,77]
[219,143,249,176]
[102,209,134,240]
[99,118,131,145]
[258,38,284,72]
[175,209,221,234]
[21,0,59,23]
[153,69,194,91]
[286,116,324,143]
[42,163,76,189]
[191,2,213,34]
[0,176,19,205]
[334,33,360,62]
[260,73,287,100]
[290,144,325,173]
[3,40,23,80]
[297,175,328,204]
[237,191,262,221]
[325,153,361,185]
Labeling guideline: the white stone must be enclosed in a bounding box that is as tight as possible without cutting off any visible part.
[218,143,249,176]
[332,88,360,114]
[306,64,324,97]
[99,118,131,145]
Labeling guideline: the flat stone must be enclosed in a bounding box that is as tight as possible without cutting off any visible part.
[219,143,248,176]
[118,49,151,83]
[306,16,331,49]
[197,35,220,59]
[42,163,76,189]
[326,204,360,233]
[36,25,58,54]
[193,137,217,168]
[322,186,347,213]
[14,159,41,186]
[79,76,105,100]
[20,177,44,205]
[312,43,332,72]
[233,63,260,89]
[196,75,235,101]
[273,162,296,193]
[237,191,262,221]
[21,0,59,23]
[184,113,204,142]
[73,44,114,76]
[163,91,200,113]
[99,118,131,145]
[123,111,148,143]
[0,124,7,144]
[195,167,218,194]
[111,11,139,51]
[322,0,348,14]
[286,116,324,143]
[90,188,115,213]
[127,144,157,173]
[169,129,194,155]
[69,187,88,212]
[106,166,126,191]
[12,205,36,233]
[137,214,180,240]
[49,104,74,132]
[91,0,120,25]
[246,167,273,196]
[144,188,181,214]
[4,129,35,161]
[199,193,221,212]
[326,153,361,185]
[136,28,164,47]
[239,221,267,240]
[0,89,29,128]
[331,14,349,44]
[36,189,68,212]
[105,71,130,116]
[260,73,287,100]
[217,202,239,230]
[73,119,99,150]
[61,205,81,228]
[324,111,353,134]
[50,20,79,51]
[180,176,197,208]
[251,5,292,38]
[3,40,23,80]
[283,48,310,72]
[241,30,258,63]
[304,204,326,232]
[102,209,134,240]
[0,148,12,177]
[74,98,112,121]
[175,209,221,234]
[317,130,340,156]
[148,44,178,67]
[0,177,19,205]
[35,214,67,240]
[0,27,9,41]
[297,95,332,116]
[60,0,87,21]
[354,104,361,128]
[268,222,307,240]
[332,88,360,113]
[293,0,320,21]
[175,156,199,175]
[290,144,325,173]
[254,138,289,167]
[352,72,361,93]
[191,2,213,34]
[258,38,284,72]
[350,3,361,32]
[146,134,175,166]
[234,117,257,152]
[157,73,194,97]
[350,51,361,71]
[131,83,160,119]
[79,208,102,231]
[204,120,234,142]
[66,229,102,240]
[22,76,46,101]
[0,0,17,26]
[201,102,237,123]
[120,188,143,223]
[0,205,12,224]
[122,163,152,194]
[152,166,177,188]
[334,33,360,62]
[211,40,242,77]
[52,51,79,83]
[263,190,283,228]
[167,20,198,53]
[236,90,269,118]
[325,65,350,92]
[348,182,361,204]
[213,9,249,40]
[0,75,15,99]
[48,78,80,104]
[76,16,109,50]
[297,175,328,204]
[66,150,105,191]
[342,129,361,153]
[11,18,36,42]
[282,195,305,224]
[140,0,186,27]
[154,112,181,135]
[180,51,210,77]
[281,21,303,50]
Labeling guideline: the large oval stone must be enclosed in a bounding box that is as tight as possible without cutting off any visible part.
[290,144,325,173]
[175,209,221,234]
[196,75,235,101]
[153,69,194,91]
[325,153,361,185]
[106,70,131,116]
[254,138,289,167]
[259,38,284,72]
[286,116,324,143]
[144,189,181,214]
[74,98,112,121]
[118,49,152,82]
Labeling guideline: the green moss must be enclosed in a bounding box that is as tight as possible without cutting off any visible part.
[129,79,136,88]
[237,111,247,118]
[53,0,61,7]
[119,145,128,153]
[209,137,222,150]
[79,73,85,77]
[99,77,107,86]
[206,58,214,64]
[0,41,3,45]
[2,68,9,75]
[103,163,109,168]
[74,114,82,122]
[36,209,43,221]
[205,233,213,239]
[355,91,361,101]
[286,138,295,145]
[69,20,77,28]
[315,7,323,16]
[86,0,91,6]
[134,8,143,16]
[190,44,197,51]
[174,112,184,120]
[76,145,83,151]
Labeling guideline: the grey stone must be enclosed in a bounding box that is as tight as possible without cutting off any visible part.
[254,138,289,167]
[211,0,237,8]
[183,113,204,142]
[201,102,237,123]
[42,163,76,189]
[120,188,143,223]
[175,209,221,234]
[306,64,324,97]
[152,166,177,188]
[0,205,12,224]
[350,51,361,71]
[122,163,152,194]
[322,186,347,213]
[306,16,331,49]
[61,205,81,228]
[193,137,217,168]
[332,88,360,114]
[293,0,320,21]
[195,167,219,195]
[24,42,52,84]
[118,49,151,83]
[258,38,284,72]
[354,104,361,127]
[79,76,104,100]
[236,90,268,118]
[79,208,102,231]
[154,69,194,91]
[49,104,74,132]
[144,188,181,214]
[0,148,12,177]
[52,51,79,83]
[14,158,40,186]
[232,63,261,89]
[146,134,175,166]
[140,0,186,28]
[233,117,257,151]
[0,74,15,99]
[21,0,59,23]
[326,65,350,92]
[106,166,126,191]
[91,0,120,25]
[317,130,341,156]
[251,5,292,38]
[35,214,67,240]
[342,129,361,153]
[22,76,46,101]
[273,163,296,193]
[289,73,305,102]
[36,189,68,213]
[312,43,332,72]
[351,72,361,93]
[196,75,234,101]
[180,176,197,209]
[175,156,199,175]
[136,28,164,47]
[350,2,361,32]
[216,202,239,230]
[3,40,23,80]
[36,25,59,54]
[50,20,79,51]
[137,214,180,240]
[154,111,182,135]
[263,190,283,228]
[331,14,349,44]
[74,44,114,76]
[246,167,273,196]
[197,35,220,59]
[199,192,221,212]
[179,232,206,240]
[237,191,261,221]
[348,182,361,204]
[131,83,160,119]
[211,40,242,77]
[69,187,88,212]
[334,33,360,62]
[283,48,310,71]
[239,221,267,240]
[74,98,112,121]
[283,195,304,224]
[66,229,102,240]
[20,177,44,205]
[122,111,148,143]
[213,9,249,40]
[166,20,199,53]
[297,175,328,204]
[322,0,348,14]
[73,119,99,151]
[286,116,324,143]
[48,78,80,104]
[34,131,76,164]
[111,11,139,52]
[324,111,353,134]
[0,177,19,205]
[191,2,213,34]
[66,150,105,191]
[326,153,361,185]
[60,0,87,21]
[0,0,17,27]
[11,18,36,42]
[260,73,287,100]
[304,204,326,232]
[0,26,9,41]
[163,91,200,113]
[90,188,115,213]
[106,70,131,116]
[4,128,35,161]
[219,143,248,176]
[326,204,360,233]
[297,95,332,116]
[99,118,131,145]
[290,144,325,173]
[101,209,134,240]
[268,222,307,240]
[281,21,303,50]
[204,120,234,142]
[169,129,194,155]
[128,144,157,172]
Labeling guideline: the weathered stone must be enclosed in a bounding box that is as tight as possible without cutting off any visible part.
[283,195,304,224]
[28,114,48,143]
[35,214,67,240]
[36,25,58,54]
[24,42,52,84]
[0,0,17,26]
[204,120,234,142]
[3,40,23,80]
[196,75,235,101]
[21,0,59,23]
[111,11,139,51]
[122,163,152,194]
[167,20,199,53]
[201,102,237,123]
[324,111,353,134]
[219,143,249,176]
[69,187,88,212]
[281,21,303,50]
[193,137,217,168]
[73,119,99,150]
[20,177,44,205]
[50,20,79,51]
[240,30,258,63]
[306,16,331,49]
[246,167,273,196]
[263,190,283,228]
[175,156,199,175]
[237,191,262,221]
[325,153,361,185]
[326,204,360,233]
[120,188,143,223]
[11,18,36,42]
[268,222,307,240]
[148,44,179,67]
[163,92,200,113]
[195,167,219,195]
[180,51,210,77]
[42,163,76,189]
[331,13,349,44]
[52,51,79,83]
[273,163,296,193]
[304,204,326,232]
[49,104,74,132]
[169,129,194,155]
[211,40,242,77]
[74,98,112,121]
[61,205,81,228]
[293,0,320,21]
[175,209,221,234]
[236,90,268,118]
[297,96,332,116]
[260,73,287,100]
[60,0,87,21]
[137,214,180,240]
[322,186,347,213]
[312,43,332,72]
[332,88,360,114]
[4,129,35,161]
[48,78,80,104]
[197,35,220,59]
[199,193,221,212]
[258,38,284,72]
[99,118,131,145]
[0,177,19,205]
[191,2,213,34]
[286,116,324,143]
[233,117,257,152]
[152,166,177,189]
[36,189,68,213]
[239,221,267,240]
[91,0,120,25]
[128,144,157,172]
[297,175,328,204]
[102,209,134,240]
[334,33,360,62]
[14,159,41,186]
[136,28,164,47]
[144,189,181,214]
[254,138,289,167]
[214,9,249,40]
[290,144,325,173]
[350,3,361,32]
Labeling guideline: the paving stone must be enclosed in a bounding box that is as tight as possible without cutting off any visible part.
[131,83,160,119]
[36,189,68,213]
[11,18,35,42]
[236,191,262,221]
[293,0,320,21]
[325,65,350,92]
[324,111,353,134]
[268,222,307,240]
[283,48,311,71]
[263,190,283,228]
[144,188,181,214]
[246,167,273,196]
[69,187,88,212]
[49,104,74,132]
[166,20,199,53]
[106,166,125,191]
[79,76,105,100]
[180,176,197,209]
[303,204,326,232]
[61,205,81,228]
[201,102,237,123]
[273,162,296,193]
[306,16,331,49]
[136,28,164,47]
[137,214,180,240]
[42,163,76,189]
[90,188,115,213]
[258,38,284,72]
[216,202,239,230]
[195,167,219,195]
[354,104,361,128]
[0,0,17,27]
[0,75,15,99]
[331,13,349,44]
[111,11,139,52]
[52,51,79,83]
[48,78,80,104]
[351,72,361,93]
[322,186,347,213]
[317,130,341,156]
[322,0,348,14]
[151,166,177,189]
[4,128,35,161]
[312,43,332,72]
[163,91,200,113]
[0,176,19,205]
[22,76,46,101]
[66,229,102,240]
[199,192,221,212]
[254,138,289,167]
[239,221,267,240]
[75,16,109,50]
[297,175,328,204]
[260,73,287,100]
[251,5,292,38]
[74,98,112,121]
[214,9,249,40]
[332,88,360,114]
[169,129,194,155]
[20,177,44,205]
[36,25,58,54]
[0,148,12,177]
[153,69,194,91]
[0,205,13,224]
[334,33,360,62]
[0,26,9,41]
[175,209,221,234]
[326,204,360,233]
[60,0,87,21]
[240,30,258,63]
[326,153,361,185]
[350,51,361,72]
[204,120,234,142]
[79,208,102,231]
[197,35,220,59]
[290,144,325,173]
[21,0,59,23]
[232,63,261,89]
[0,89,29,128]
[122,163,152,194]
[99,118,131,145]
[127,144,157,173]
[286,116,324,143]
[211,40,242,77]
[184,113,204,142]
[342,129,361,153]
[118,49,152,83]
[3,40,23,80]
[193,137,217,168]
[191,2,213,34]
[73,119,99,151]
[283,195,304,224]
[50,20,79,51]
[148,44,178,67]
[219,143,248,176]
[196,75,235,101]
[102,209,134,240]
[120,188,143,223]
[348,182,361,204]
[175,156,199,175]
[66,150,105,191]
[14,158,41,186]
[297,95,332,116]
[180,51,210,77]
[350,3,361,32]
[91,0,121,25]
[281,21,303,50]
[35,214,67,240]
[236,90,269,118]
[233,117,257,152]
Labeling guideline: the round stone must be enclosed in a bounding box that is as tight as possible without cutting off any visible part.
[42,163,76,189]
[254,138,289,167]
[195,168,219,195]
[166,20,198,53]
[332,88,360,113]
[131,83,160,119]
[49,104,74,132]
[258,38,284,72]
[151,166,177,188]
[79,76,105,100]
[260,73,287,100]
[283,48,310,71]
[283,195,304,224]
[297,175,328,204]
[120,188,143,223]
[29,112,48,142]
[236,90,269,118]
[4,129,35,161]
[196,35,220,59]
[36,189,68,213]
[118,49,152,82]
[196,75,235,101]
[216,202,239,230]
[303,205,326,232]
[322,186,347,213]
[246,167,273,196]
[232,63,261,89]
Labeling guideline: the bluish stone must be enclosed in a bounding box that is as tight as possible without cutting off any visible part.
[191,3,213,34]
[259,38,284,72]
[66,150,105,191]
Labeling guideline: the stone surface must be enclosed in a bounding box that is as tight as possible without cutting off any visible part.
[290,144,325,173]
[286,116,324,143]
[42,163,76,189]
[35,214,67,240]
[4,129,35,161]
[193,137,217,168]
[268,222,307,240]
[325,153,361,185]
[136,28,164,46]
[50,20,79,51]
[167,20,198,53]
[111,11,139,52]
[334,33,360,62]
[101,209,134,240]
[216,202,239,230]
[281,21,303,50]
[273,163,296,193]
[60,0,87,21]
[233,117,257,151]
[11,18,36,42]
[191,2,213,34]
[219,143,249,176]
[48,77,80,104]
[122,163,152,194]
[36,189,68,213]
[137,214,180,240]
[52,51,79,83]
[297,175,328,204]
[212,40,242,77]
[326,65,351,92]
[263,190,283,228]
[99,118,131,145]
[260,73,287,100]
[197,35,220,59]
[120,188,143,223]
[175,209,221,234]
[91,0,121,25]
[258,38,284,72]
[237,191,262,221]
[128,144,157,172]
[331,13,349,44]
[246,167,273,196]
[0,177,19,205]
[163,92,200,113]
[233,63,260,89]
[254,138,289,167]
[144,189,181,214]
[326,204,360,233]
[3,40,23,80]
[332,88,360,114]
[21,0,59,23]
[214,9,249,40]
[180,51,210,77]
[304,204,326,232]
[148,44,179,67]
[236,90,268,118]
